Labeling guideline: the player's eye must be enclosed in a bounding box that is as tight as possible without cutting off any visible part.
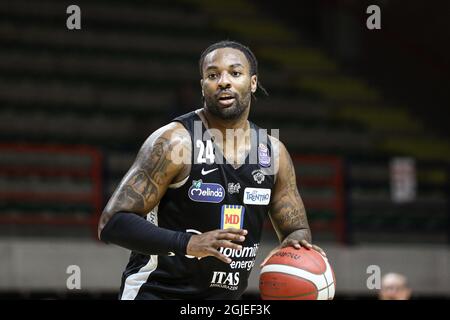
[207,73,217,80]
[231,71,242,77]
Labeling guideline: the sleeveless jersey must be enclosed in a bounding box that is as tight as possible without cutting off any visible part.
[119,110,276,300]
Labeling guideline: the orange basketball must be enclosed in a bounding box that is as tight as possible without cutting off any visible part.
[259,246,335,300]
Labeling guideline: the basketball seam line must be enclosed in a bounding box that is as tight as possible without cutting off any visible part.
[260,270,335,296]
[306,250,332,299]
[260,281,335,299]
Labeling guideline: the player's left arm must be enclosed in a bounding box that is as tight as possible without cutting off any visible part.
[262,138,325,266]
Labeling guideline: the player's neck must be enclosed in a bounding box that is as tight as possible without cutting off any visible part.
[201,107,250,135]
[200,107,251,167]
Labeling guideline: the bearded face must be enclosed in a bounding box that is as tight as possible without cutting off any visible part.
[201,48,257,120]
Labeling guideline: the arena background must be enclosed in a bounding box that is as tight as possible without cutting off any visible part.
[0,0,449,300]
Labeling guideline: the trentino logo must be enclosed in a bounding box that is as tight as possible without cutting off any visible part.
[243,187,271,205]
[188,179,225,203]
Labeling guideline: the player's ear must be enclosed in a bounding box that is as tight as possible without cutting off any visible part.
[250,75,257,93]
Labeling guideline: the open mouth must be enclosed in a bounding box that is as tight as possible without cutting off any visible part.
[217,94,236,106]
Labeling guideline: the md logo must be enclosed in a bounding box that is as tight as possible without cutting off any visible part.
[220,205,245,229]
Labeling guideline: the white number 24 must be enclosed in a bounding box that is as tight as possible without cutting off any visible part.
[196,140,215,164]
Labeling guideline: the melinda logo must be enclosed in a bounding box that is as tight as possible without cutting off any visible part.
[188,179,225,203]
[243,188,271,205]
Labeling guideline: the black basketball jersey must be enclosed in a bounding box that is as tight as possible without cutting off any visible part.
[119,110,276,300]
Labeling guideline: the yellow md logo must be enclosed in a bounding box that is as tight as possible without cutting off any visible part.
[220,205,245,229]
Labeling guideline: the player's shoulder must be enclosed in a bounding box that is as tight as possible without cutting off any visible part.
[249,119,286,154]
[138,121,191,161]
[267,134,288,156]
[146,121,190,144]
[162,121,191,140]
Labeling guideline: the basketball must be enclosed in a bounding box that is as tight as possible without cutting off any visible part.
[259,246,335,300]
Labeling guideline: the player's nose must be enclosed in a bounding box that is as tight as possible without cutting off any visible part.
[217,73,231,89]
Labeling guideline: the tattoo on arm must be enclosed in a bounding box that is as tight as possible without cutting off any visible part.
[269,147,311,241]
[120,136,174,211]
[115,170,157,212]
[99,136,179,233]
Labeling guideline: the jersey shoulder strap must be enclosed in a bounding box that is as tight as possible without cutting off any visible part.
[172,110,199,134]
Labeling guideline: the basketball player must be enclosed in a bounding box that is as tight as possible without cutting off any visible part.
[98,40,325,299]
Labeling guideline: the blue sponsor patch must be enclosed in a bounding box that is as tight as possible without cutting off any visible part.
[188,179,225,203]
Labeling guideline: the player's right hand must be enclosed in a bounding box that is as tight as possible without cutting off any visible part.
[186,228,247,264]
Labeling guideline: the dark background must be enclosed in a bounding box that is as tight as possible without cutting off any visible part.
[0,0,448,299]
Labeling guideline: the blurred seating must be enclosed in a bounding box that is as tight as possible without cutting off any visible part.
[0,0,447,243]
[0,144,102,237]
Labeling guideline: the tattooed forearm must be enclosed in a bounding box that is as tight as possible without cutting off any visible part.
[269,141,311,241]
[275,207,307,230]
[270,191,309,235]
[286,152,301,196]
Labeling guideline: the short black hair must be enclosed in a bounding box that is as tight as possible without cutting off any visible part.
[199,40,268,97]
